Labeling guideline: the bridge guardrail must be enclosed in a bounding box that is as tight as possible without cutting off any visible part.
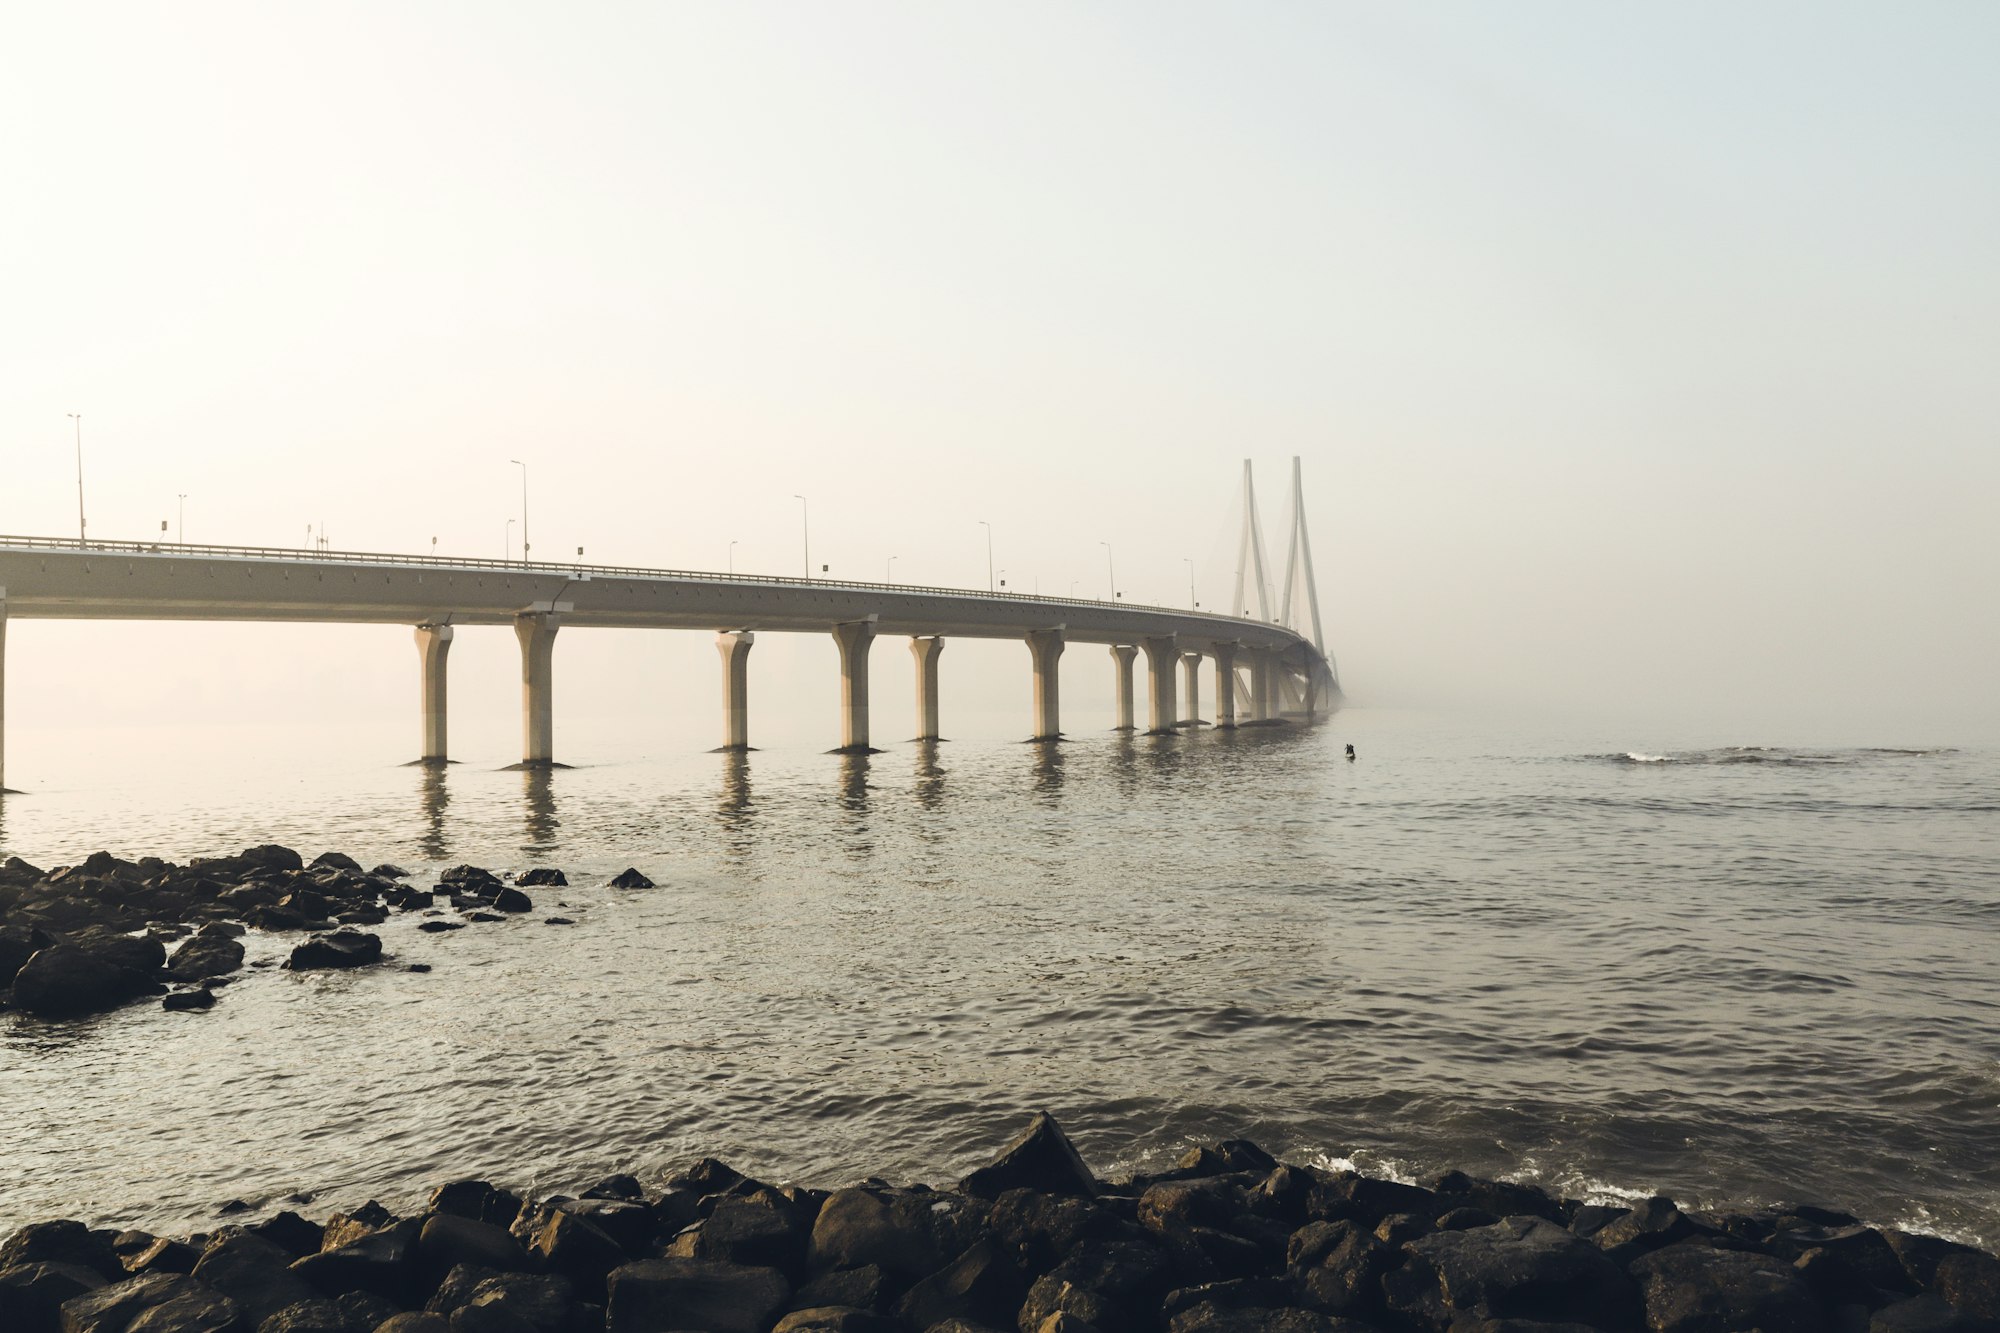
[0,533,1290,632]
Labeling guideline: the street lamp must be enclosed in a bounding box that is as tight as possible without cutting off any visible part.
[505,518,515,562]
[793,495,809,579]
[886,555,898,582]
[1100,541,1115,601]
[178,494,188,545]
[66,413,84,543]
[997,568,1007,590]
[508,460,529,564]
[1185,557,1195,610]
[978,521,994,592]
[728,540,738,575]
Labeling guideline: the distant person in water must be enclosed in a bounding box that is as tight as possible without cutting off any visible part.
[1345,744,1356,760]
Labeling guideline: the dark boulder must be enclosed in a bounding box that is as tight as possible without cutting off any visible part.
[255,1297,356,1332]
[55,1273,225,1333]
[493,889,533,914]
[604,1257,790,1333]
[167,935,245,982]
[372,865,413,880]
[1287,1221,1391,1319]
[291,1216,422,1303]
[1431,1172,1568,1225]
[430,1182,524,1231]
[1630,1242,1826,1333]
[419,921,466,934]
[0,1259,107,1332]
[1870,1293,1997,1331]
[446,1272,583,1333]
[774,1306,900,1333]
[691,1194,807,1272]
[117,1280,245,1331]
[10,943,157,1017]
[240,845,306,873]
[607,869,653,889]
[0,924,54,986]
[420,1216,527,1276]
[308,852,362,872]
[1017,1239,1176,1333]
[960,1114,1101,1200]
[894,1238,1024,1330]
[380,1315,451,1333]
[125,1237,203,1275]
[522,1206,627,1302]
[440,866,503,892]
[793,1265,890,1312]
[283,932,382,971]
[190,1231,319,1324]
[1164,1300,1355,1333]
[246,1214,324,1262]
[1383,1216,1640,1331]
[1176,1142,1279,1178]
[516,869,567,888]
[2,1219,124,1280]
[1307,1173,1437,1230]
[162,988,216,1012]
[1935,1251,2000,1324]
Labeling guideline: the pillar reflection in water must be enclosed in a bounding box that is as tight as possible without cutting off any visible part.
[715,750,755,863]
[417,764,450,861]
[836,752,873,858]
[521,768,559,851]
[1030,737,1066,804]
[913,739,947,813]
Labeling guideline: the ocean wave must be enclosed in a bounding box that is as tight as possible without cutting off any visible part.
[1587,746,1953,768]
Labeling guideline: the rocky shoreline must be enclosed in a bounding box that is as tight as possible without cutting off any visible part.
[2,1114,1996,1332]
[0,846,653,1018]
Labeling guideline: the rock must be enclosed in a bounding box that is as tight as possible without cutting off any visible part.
[190,1232,319,1324]
[466,913,503,924]
[429,1183,523,1231]
[1630,1242,1825,1333]
[167,936,245,982]
[895,1239,1024,1330]
[690,1194,806,1272]
[1383,1217,1640,1331]
[604,1258,790,1333]
[1016,1240,1175,1333]
[492,889,533,913]
[120,1281,245,1332]
[541,919,574,927]
[244,1217,322,1263]
[1882,1233,1983,1292]
[1436,1207,1501,1232]
[522,1208,626,1303]
[986,1190,1120,1278]
[55,1273,210,1333]
[1139,1182,1245,1234]
[452,1272,582,1333]
[1431,1172,1568,1226]
[793,1265,889,1312]
[607,869,653,889]
[516,870,567,888]
[291,1218,422,1304]
[810,1190,950,1279]
[1935,1252,2000,1323]
[418,922,466,934]
[308,852,362,872]
[163,988,217,1012]
[379,1316,451,1333]
[774,1307,900,1333]
[283,932,382,971]
[1164,1302,1350,1333]
[439,867,502,893]
[450,1305,540,1333]
[2,1220,124,1281]
[420,1217,527,1276]
[0,1260,107,1332]
[1287,1221,1390,1319]
[10,944,157,1017]
[959,1114,1100,1200]
[371,865,413,880]
[1306,1173,1438,1229]
[255,1297,354,1332]
[239,845,305,872]
[1176,1142,1279,1177]
[126,1238,203,1275]
[0,924,54,986]
[1871,1293,1996,1331]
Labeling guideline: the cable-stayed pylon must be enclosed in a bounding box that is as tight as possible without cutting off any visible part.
[1230,460,1274,621]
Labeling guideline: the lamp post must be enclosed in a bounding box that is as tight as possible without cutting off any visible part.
[728,540,738,575]
[1185,557,1195,610]
[508,459,529,565]
[886,555,898,582]
[178,494,187,545]
[997,568,1007,590]
[505,518,515,562]
[978,521,994,592]
[793,495,809,579]
[66,413,84,543]
[1100,541,1115,601]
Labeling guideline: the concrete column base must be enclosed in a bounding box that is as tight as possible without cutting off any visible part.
[832,618,880,754]
[509,612,563,768]
[1179,651,1207,728]
[1026,627,1064,741]
[1213,642,1239,729]
[1141,635,1179,734]
[414,623,453,763]
[715,631,754,751]
[1109,644,1137,731]
[909,635,945,741]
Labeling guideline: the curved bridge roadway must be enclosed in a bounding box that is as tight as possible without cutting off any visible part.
[0,535,1335,783]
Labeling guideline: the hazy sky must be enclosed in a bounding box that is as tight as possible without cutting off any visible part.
[3,2,1996,756]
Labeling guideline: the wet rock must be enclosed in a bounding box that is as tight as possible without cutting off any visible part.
[283,932,382,971]
[1383,1216,1639,1331]
[308,852,362,873]
[492,889,533,914]
[1373,1214,1430,1246]
[418,921,465,934]
[126,1238,203,1275]
[516,869,567,888]
[167,935,245,982]
[10,943,158,1017]
[1870,1293,1996,1331]
[1287,1221,1391,1319]
[1176,1142,1279,1178]
[895,1238,1024,1330]
[607,869,653,889]
[542,918,574,927]
[2,1220,124,1282]
[793,1265,890,1312]
[429,1183,523,1231]
[439,866,503,893]
[448,1272,582,1333]
[604,1257,790,1333]
[256,1297,356,1332]
[960,1114,1101,1201]
[522,1207,626,1303]
[292,1217,423,1303]
[420,1217,527,1276]
[0,1259,107,1332]
[245,1215,323,1262]
[774,1306,899,1333]
[1164,1300,1352,1333]
[465,912,503,924]
[1017,1239,1176,1333]
[378,1315,451,1333]
[55,1272,213,1333]
[1436,1206,1501,1232]
[1934,1251,2000,1323]
[0,924,54,985]
[1306,1173,1438,1230]
[1630,1241,1825,1333]
[1431,1172,1568,1226]
[190,1231,319,1324]
[239,845,306,873]
[162,988,217,1012]
[372,865,413,880]
[692,1194,807,1272]
[120,1281,245,1332]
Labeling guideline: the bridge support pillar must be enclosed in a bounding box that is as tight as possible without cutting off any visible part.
[1180,652,1204,727]
[1141,635,1179,735]
[716,631,754,750]
[1026,628,1064,741]
[1213,642,1239,729]
[909,635,944,741]
[832,618,877,753]
[414,623,453,762]
[513,612,561,766]
[1249,649,1274,723]
[0,591,10,793]
[1109,645,1137,731]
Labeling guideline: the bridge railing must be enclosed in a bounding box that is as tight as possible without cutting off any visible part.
[0,533,1292,632]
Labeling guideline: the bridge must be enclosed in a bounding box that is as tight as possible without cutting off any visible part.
[0,460,1338,789]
